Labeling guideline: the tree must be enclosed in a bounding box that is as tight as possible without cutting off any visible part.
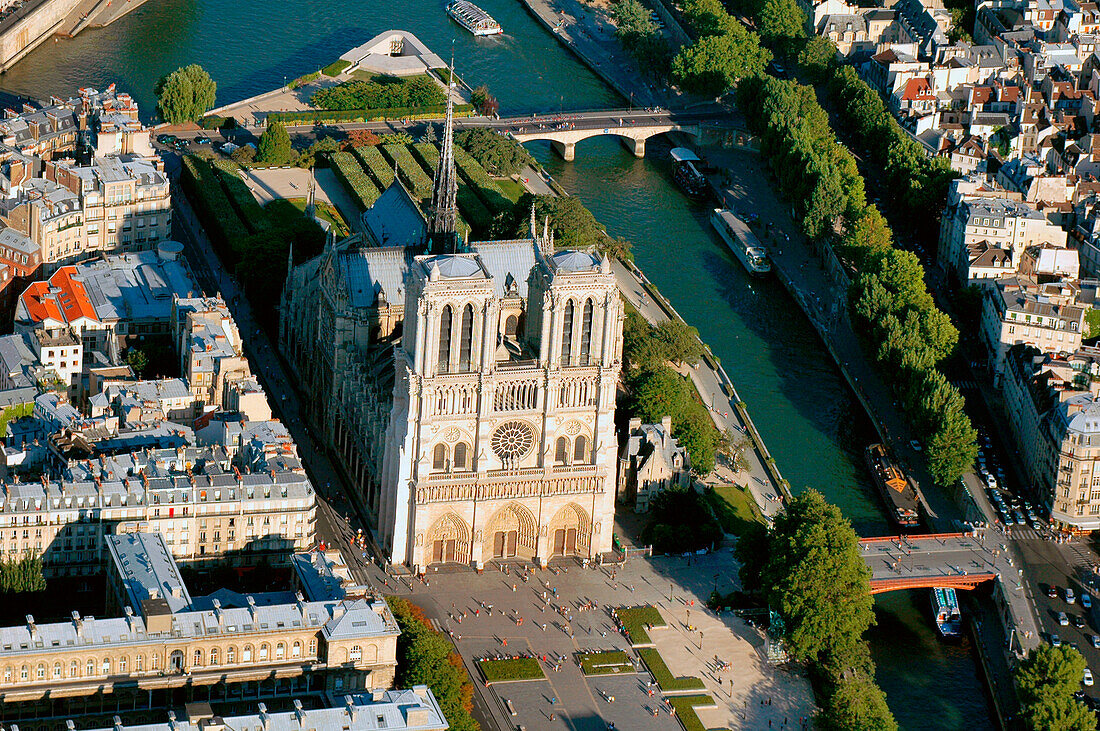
[798,36,837,82]
[612,0,656,39]
[346,128,382,148]
[257,122,294,165]
[671,26,771,97]
[0,554,46,594]
[654,319,704,366]
[457,128,534,176]
[762,489,874,666]
[124,347,149,377]
[756,0,807,56]
[155,65,217,124]
[642,487,724,553]
[733,520,769,594]
[387,597,478,731]
[513,193,610,251]
[839,207,892,265]
[470,85,499,117]
[820,675,898,731]
[1016,645,1096,731]
[682,0,741,36]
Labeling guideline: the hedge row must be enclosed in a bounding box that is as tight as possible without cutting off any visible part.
[289,71,320,89]
[330,151,381,210]
[667,695,721,731]
[478,657,545,683]
[637,648,706,692]
[268,104,474,126]
[353,144,396,190]
[321,59,352,77]
[411,142,494,233]
[453,144,511,215]
[180,156,248,251]
[209,158,272,234]
[381,143,434,199]
[614,606,666,645]
[578,650,634,676]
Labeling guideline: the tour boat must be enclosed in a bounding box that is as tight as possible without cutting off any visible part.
[931,587,963,637]
[670,147,707,198]
[711,208,771,276]
[864,443,921,529]
[447,1,503,36]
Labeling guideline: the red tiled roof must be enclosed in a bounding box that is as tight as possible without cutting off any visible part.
[19,266,96,325]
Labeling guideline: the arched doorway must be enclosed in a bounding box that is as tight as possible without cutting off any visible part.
[483,502,538,560]
[548,503,591,557]
[425,512,472,565]
[169,650,184,673]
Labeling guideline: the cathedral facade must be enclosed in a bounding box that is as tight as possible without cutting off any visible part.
[280,95,622,572]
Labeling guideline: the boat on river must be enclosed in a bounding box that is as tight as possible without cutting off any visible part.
[931,587,963,637]
[711,208,771,276]
[447,1,503,36]
[670,147,707,198]
[865,443,921,529]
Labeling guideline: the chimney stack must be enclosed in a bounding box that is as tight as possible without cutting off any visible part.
[72,610,83,637]
[25,614,36,640]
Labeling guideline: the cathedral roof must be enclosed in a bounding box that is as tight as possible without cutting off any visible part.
[472,239,537,299]
[423,254,483,278]
[340,247,413,308]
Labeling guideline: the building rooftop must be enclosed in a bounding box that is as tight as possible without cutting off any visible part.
[106,531,192,614]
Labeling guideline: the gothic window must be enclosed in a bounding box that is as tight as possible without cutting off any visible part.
[580,299,594,365]
[453,442,468,470]
[460,304,474,371]
[433,443,448,471]
[505,314,518,338]
[574,435,587,463]
[438,305,453,373]
[561,300,574,364]
[555,437,569,465]
[491,421,535,464]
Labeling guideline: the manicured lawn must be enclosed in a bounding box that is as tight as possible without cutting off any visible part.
[638,648,706,692]
[705,484,766,536]
[667,694,725,731]
[577,650,634,676]
[270,197,351,238]
[614,605,666,645]
[478,657,545,683]
[496,177,526,204]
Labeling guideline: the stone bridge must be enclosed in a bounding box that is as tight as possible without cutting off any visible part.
[480,108,739,161]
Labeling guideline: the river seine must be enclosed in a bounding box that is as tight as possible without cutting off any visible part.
[0,0,994,725]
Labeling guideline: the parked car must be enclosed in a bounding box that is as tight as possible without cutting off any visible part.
[1085,668,1094,687]
[1074,614,1086,629]
[156,134,177,145]
[1090,634,1099,649]
[1067,587,1077,604]
[1083,593,1092,610]
[1053,634,1063,646]
[1049,586,1060,598]
[1060,611,1070,626]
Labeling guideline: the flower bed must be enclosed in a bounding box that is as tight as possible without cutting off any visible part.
[613,605,666,645]
[578,650,634,676]
[330,151,381,210]
[637,648,705,692]
[478,657,545,683]
[667,695,722,731]
[381,144,434,199]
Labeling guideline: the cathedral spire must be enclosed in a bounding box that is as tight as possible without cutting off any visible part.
[427,51,460,255]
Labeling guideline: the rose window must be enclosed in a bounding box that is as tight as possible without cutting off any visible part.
[491,421,535,462]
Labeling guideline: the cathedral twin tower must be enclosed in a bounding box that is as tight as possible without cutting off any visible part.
[282,86,622,573]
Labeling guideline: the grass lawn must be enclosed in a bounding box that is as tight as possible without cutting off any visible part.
[705,483,766,536]
[577,650,634,676]
[496,177,526,204]
[637,648,706,692]
[270,197,351,238]
[614,605,666,645]
[478,657,545,683]
[667,695,725,731]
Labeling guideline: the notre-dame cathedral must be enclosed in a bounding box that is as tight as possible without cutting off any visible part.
[280,91,622,573]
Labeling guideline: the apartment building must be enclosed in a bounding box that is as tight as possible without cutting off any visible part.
[171,295,250,409]
[938,195,1067,283]
[981,275,1085,381]
[0,445,316,575]
[1004,344,1100,529]
[0,531,398,726]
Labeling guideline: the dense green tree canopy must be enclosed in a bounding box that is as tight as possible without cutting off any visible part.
[798,36,838,81]
[257,122,294,165]
[156,65,217,124]
[456,128,533,176]
[762,490,874,666]
[819,675,899,731]
[671,26,770,97]
[756,0,807,54]
[1016,645,1096,731]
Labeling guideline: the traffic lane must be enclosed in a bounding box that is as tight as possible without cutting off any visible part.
[1018,537,1100,698]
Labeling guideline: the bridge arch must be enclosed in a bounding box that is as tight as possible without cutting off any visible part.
[512,124,697,161]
